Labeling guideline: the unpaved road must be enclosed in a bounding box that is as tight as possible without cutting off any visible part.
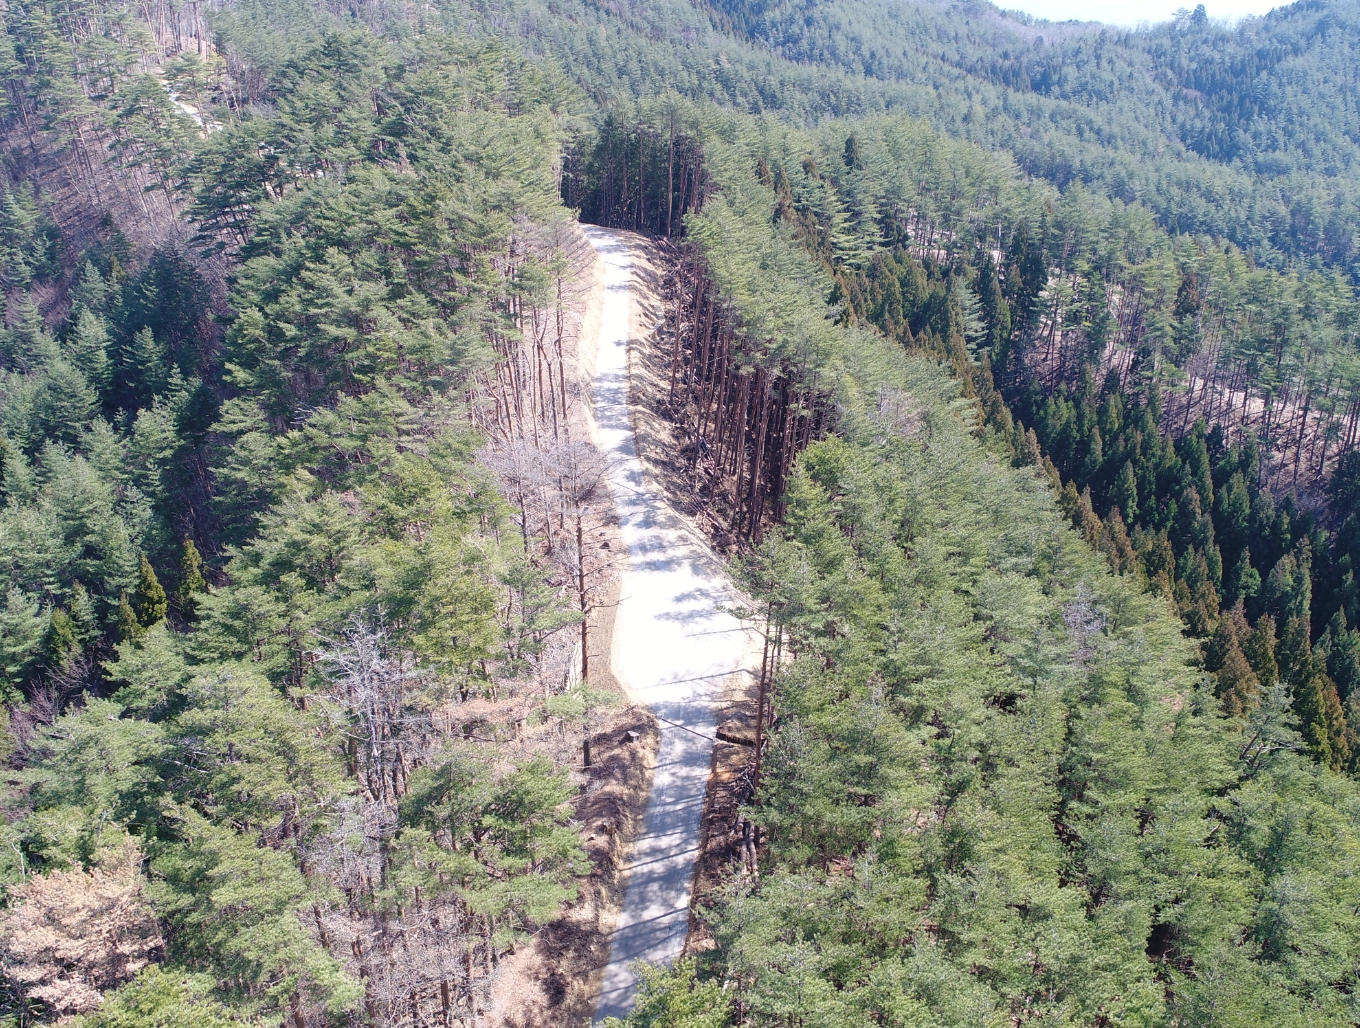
[584,227,758,1021]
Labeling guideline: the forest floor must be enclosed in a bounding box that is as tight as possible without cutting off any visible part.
[2,125,229,316]
[1028,284,1341,514]
[581,227,762,1021]
[618,240,749,558]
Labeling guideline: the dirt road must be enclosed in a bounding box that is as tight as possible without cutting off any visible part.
[583,227,758,1021]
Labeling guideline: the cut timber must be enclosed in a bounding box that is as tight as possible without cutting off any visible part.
[715,720,756,746]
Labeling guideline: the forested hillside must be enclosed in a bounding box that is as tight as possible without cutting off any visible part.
[4,0,1360,1024]
[708,0,1360,270]
[0,4,619,1025]
[564,107,1360,1024]
[472,0,1360,276]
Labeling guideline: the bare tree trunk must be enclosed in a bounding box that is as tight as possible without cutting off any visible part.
[666,114,675,237]
[577,516,589,681]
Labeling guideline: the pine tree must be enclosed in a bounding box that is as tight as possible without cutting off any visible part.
[69,583,98,645]
[71,259,107,314]
[79,967,240,1028]
[5,292,57,371]
[1206,606,1259,717]
[1319,611,1360,701]
[1224,547,1261,606]
[1243,614,1280,689]
[66,309,112,395]
[1113,460,1139,523]
[1262,539,1312,625]
[0,587,48,697]
[1294,669,1351,772]
[1274,615,1349,768]
[117,593,141,643]
[132,555,167,628]
[1003,221,1042,312]
[43,607,79,668]
[976,250,1011,358]
[177,537,208,620]
[119,326,167,409]
[842,132,861,170]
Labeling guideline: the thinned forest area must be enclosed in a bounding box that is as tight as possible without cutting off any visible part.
[3,0,1360,1026]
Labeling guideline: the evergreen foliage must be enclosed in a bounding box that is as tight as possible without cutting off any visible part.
[663,125,1360,1025]
[0,20,595,1026]
[7,0,1360,1023]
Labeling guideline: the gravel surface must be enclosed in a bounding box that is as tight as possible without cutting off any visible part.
[584,227,758,1022]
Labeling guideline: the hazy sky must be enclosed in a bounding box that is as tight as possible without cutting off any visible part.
[1004,0,1283,26]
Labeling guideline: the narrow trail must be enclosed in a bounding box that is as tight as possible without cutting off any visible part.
[584,227,759,1021]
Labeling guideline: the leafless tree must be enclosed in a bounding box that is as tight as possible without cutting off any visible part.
[1,841,162,1018]
[314,616,436,809]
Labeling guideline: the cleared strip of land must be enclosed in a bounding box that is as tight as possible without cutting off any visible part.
[584,227,758,1022]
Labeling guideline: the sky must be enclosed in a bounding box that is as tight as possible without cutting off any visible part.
[1003,0,1283,26]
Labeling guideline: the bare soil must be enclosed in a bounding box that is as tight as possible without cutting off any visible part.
[486,225,660,1028]
[615,231,763,958]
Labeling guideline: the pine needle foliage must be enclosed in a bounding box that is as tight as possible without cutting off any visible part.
[600,113,1360,1026]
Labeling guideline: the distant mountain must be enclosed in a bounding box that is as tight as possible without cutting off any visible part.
[491,0,1360,273]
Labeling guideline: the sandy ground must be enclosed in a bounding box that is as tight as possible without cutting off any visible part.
[582,227,761,1021]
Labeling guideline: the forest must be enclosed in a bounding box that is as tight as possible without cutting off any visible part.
[0,6,613,1025]
[2,0,1360,1024]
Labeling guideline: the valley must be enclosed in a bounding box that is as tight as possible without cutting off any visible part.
[2,0,1360,1026]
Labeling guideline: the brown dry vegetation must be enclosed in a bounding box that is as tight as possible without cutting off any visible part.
[0,841,162,1019]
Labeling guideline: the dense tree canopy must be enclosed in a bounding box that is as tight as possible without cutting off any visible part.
[0,16,595,1027]
[590,95,1360,1025]
[6,0,1360,1024]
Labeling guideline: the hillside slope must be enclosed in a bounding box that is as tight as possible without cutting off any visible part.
[2,0,1360,1026]
[464,0,1360,275]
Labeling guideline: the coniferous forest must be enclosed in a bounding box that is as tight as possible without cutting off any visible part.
[3,0,1360,1023]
